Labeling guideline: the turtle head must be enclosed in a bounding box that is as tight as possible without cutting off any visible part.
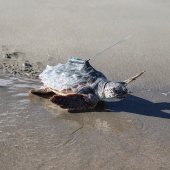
[103,82,128,102]
[103,71,145,102]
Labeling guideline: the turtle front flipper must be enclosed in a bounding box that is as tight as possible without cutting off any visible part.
[50,93,99,111]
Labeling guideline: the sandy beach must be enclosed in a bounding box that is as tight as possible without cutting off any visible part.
[0,0,170,169]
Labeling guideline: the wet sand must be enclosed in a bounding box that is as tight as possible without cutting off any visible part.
[0,0,170,169]
[1,72,170,170]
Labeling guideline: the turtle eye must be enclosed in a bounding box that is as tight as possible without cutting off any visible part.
[113,88,119,94]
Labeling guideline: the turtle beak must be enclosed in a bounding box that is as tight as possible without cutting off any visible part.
[123,70,146,85]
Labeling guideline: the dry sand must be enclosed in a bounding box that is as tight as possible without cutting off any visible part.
[0,0,170,169]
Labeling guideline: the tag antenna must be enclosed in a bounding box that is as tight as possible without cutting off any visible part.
[87,35,132,61]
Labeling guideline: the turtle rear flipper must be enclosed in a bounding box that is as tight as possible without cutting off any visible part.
[29,88,55,99]
[50,93,98,111]
[30,88,53,94]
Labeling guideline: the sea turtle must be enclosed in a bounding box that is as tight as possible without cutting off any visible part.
[30,57,145,111]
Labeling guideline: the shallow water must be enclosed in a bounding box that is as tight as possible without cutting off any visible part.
[0,72,170,170]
